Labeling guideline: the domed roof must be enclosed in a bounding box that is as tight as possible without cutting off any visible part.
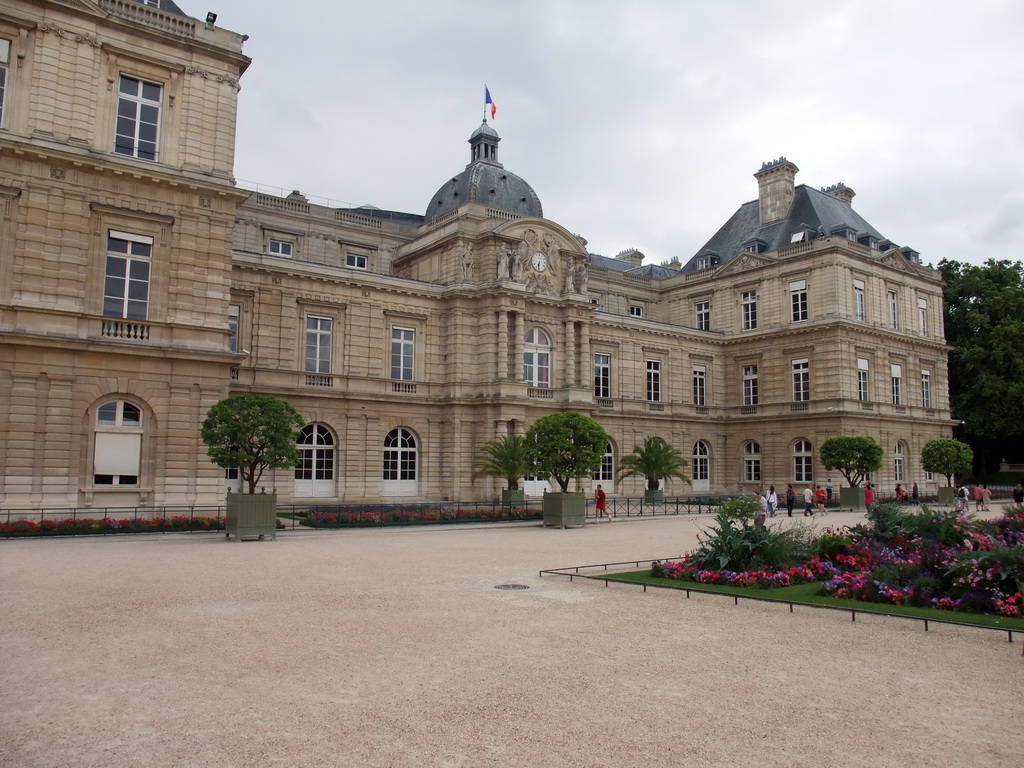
[426,121,543,221]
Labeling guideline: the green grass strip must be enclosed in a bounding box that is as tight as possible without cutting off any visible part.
[605,570,1024,631]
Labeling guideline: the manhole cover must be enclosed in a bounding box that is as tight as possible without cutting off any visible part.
[494,584,530,590]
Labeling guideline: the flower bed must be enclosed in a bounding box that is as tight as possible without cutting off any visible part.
[652,504,1024,618]
[1,516,225,537]
[307,505,542,528]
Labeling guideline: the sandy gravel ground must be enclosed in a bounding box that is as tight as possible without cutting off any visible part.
[1,509,1022,768]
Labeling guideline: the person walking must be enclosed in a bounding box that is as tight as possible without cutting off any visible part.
[767,485,778,518]
[974,483,984,512]
[595,484,611,521]
[785,484,795,517]
[864,483,874,516]
[911,482,920,505]
[803,484,814,516]
[815,485,828,516]
[981,484,992,513]
[1013,483,1023,505]
[826,478,833,501]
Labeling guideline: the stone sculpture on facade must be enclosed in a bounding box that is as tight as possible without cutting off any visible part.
[496,242,511,280]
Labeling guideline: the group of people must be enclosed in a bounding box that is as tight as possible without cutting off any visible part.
[954,483,993,512]
[756,482,832,520]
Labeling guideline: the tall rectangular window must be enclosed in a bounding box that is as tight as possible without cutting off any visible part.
[921,369,932,408]
[792,359,810,402]
[891,363,903,405]
[741,291,757,331]
[391,327,415,381]
[857,358,870,402]
[103,231,152,320]
[692,365,706,406]
[228,304,240,353]
[853,279,866,322]
[887,290,899,329]
[646,360,661,402]
[0,39,9,129]
[594,353,611,398]
[917,298,928,335]
[742,365,758,406]
[790,280,808,322]
[114,75,161,161]
[695,301,710,331]
[304,316,332,374]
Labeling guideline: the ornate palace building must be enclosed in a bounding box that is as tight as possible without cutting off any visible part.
[0,0,953,510]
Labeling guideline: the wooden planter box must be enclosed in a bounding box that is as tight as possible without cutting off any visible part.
[542,492,586,529]
[937,486,956,505]
[501,489,526,507]
[225,492,278,541]
[839,486,866,511]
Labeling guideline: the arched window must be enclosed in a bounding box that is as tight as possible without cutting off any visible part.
[593,441,614,485]
[743,441,761,483]
[523,328,551,388]
[793,440,813,483]
[894,442,906,483]
[93,400,143,486]
[294,424,336,497]
[383,427,418,495]
[692,440,710,492]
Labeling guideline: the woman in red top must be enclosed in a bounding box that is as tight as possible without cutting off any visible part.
[815,485,827,515]
[595,484,611,522]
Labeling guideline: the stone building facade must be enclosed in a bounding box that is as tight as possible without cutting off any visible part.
[0,1,952,511]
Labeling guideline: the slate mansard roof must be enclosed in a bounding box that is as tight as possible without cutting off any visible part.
[680,182,892,274]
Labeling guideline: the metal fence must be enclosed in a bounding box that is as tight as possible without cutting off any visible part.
[0,495,733,537]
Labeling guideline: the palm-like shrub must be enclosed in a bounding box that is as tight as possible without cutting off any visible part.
[470,435,530,491]
[616,436,690,492]
[691,497,812,572]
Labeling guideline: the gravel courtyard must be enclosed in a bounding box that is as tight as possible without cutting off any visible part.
[2,510,1022,767]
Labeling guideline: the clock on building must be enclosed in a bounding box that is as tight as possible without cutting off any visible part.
[531,252,547,271]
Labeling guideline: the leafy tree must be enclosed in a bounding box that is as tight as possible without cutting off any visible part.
[470,434,530,491]
[524,411,607,493]
[819,436,883,488]
[616,436,691,491]
[921,438,974,487]
[940,259,1024,444]
[201,393,304,493]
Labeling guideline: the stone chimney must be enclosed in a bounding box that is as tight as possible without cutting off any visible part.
[821,183,856,205]
[615,248,644,267]
[754,157,799,225]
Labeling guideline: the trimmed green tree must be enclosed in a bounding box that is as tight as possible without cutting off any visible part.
[201,393,305,493]
[524,411,607,492]
[471,434,530,491]
[819,436,883,488]
[921,438,974,487]
[616,436,691,492]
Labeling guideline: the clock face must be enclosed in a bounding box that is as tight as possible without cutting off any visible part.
[531,252,547,271]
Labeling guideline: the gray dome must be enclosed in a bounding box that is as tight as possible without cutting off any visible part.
[426,121,543,221]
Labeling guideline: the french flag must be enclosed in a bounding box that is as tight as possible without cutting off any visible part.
[485,86,497,119]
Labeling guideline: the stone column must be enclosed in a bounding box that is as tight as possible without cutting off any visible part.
[513,312,524,381]
[580,321,591,393]
[564,321,576,387]
[497,310,509,380]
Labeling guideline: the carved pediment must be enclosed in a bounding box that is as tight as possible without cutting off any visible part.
[715,252,774,277]
[878,249,921,275]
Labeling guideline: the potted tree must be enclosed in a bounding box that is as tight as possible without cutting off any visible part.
[921,438,974,505]
[616,436,690,502]
[525,411,607,528]
[471,434,530,506]
[819,436,883,511]
[201,393,304,541]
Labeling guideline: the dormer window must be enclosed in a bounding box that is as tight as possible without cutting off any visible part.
[790,230,806,244]
[858,234,879,249]
[741,239,766,254]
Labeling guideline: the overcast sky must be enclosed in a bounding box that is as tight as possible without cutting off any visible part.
[203,0,1022,268]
